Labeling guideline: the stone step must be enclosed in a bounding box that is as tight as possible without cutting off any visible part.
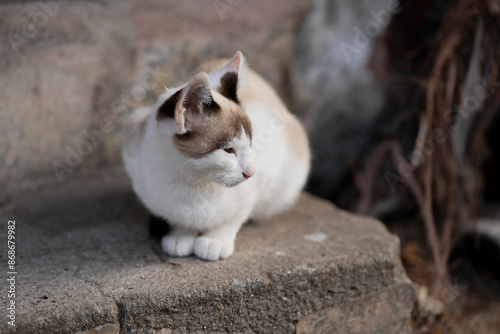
[0,167,416,333]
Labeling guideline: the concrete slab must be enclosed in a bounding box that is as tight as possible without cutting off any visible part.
[0,167,416,333]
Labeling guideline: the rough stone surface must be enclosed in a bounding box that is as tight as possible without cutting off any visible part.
[0,168,416,333]
[0,0,310,201]
[295,283,415,334]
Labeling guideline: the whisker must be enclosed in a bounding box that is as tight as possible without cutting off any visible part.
[178,158,195,169]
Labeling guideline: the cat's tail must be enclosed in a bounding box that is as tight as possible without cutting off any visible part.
[122,106,153,157]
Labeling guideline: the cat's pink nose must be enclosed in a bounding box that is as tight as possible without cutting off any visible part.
[242,167,255,179]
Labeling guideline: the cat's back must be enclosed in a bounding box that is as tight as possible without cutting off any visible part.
[122,106,154,159]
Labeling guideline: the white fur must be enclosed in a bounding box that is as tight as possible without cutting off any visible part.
[122,57,310,261]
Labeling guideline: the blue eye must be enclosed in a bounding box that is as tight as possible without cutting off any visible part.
[223,147,236,155]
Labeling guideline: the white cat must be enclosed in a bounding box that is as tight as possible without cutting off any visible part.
[122,51,310,261]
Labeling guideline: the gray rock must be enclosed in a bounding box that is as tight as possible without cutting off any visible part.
[0,167,416,333]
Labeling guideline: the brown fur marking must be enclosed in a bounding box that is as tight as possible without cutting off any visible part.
[173,94,252,159]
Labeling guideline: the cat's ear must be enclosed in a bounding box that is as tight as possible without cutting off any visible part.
[209,51,247,103]
[174,72,215,134]
[157,73,217,134]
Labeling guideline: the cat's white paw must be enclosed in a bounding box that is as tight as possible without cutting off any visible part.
[161,235,196,257]
[193,236,234,261]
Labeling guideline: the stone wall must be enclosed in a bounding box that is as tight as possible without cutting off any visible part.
[0,0,311,201]
[0,0,393,203]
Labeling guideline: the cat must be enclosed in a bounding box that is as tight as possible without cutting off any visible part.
[122,51,310,261]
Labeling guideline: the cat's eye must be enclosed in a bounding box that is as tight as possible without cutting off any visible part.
[223,147,236,155]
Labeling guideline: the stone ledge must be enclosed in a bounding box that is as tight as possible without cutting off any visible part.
[0,167,416,333]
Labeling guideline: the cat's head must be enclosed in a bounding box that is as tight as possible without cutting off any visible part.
[156,51,254,187]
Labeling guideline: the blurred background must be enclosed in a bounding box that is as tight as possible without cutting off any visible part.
[1,0,500,332]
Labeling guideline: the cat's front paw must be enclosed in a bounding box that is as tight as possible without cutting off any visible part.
[193,236,234,261]
[161,235,196,257]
